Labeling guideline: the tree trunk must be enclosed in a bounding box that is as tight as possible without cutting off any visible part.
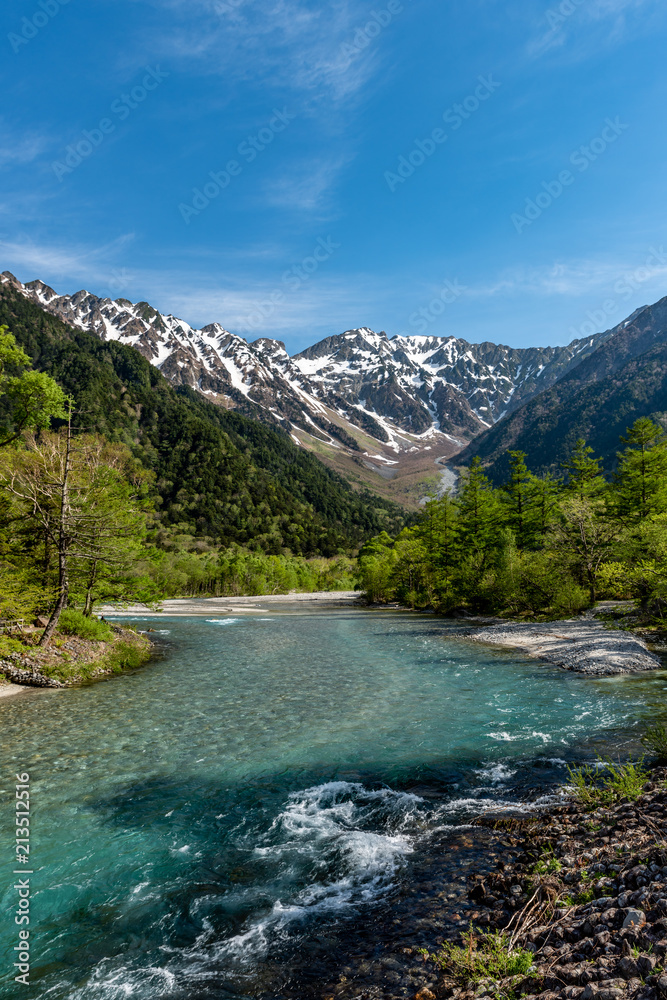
[83,560,98,616]
[39,404,72,647]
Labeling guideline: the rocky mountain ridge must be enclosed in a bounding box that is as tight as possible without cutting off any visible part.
[1,269,653,500]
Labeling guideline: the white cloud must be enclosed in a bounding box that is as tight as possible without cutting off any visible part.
[466,253,667,298]
[0,233,393,345]
[527,0,662,61]
[0,234,136,289]
[131,0,386,107]
[0,130,49,168]
[260,154,351,211]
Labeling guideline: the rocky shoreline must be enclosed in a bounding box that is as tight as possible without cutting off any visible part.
[0,624,153,693]
[435,768,667,1000]
[300,768,667,1000]
[460,619,662,676]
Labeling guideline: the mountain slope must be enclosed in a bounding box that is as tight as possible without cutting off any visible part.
[0,279,405,554]
[3,270,618,503]
[461,296,667,481]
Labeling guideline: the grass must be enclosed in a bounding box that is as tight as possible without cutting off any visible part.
[0,635,31,658]
[39,638,151,683]
[564,887,596,906]
[566,759,649,806]
[58,609,114,641]
[421,927,534,986]
[642,723,667,760]
[531,847,562,876]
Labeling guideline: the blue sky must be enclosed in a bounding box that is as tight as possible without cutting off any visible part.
[2,0,667,354]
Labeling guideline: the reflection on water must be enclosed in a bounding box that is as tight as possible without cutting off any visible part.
[0,611,661,999]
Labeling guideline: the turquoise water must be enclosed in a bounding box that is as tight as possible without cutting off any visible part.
[0,610,664,999]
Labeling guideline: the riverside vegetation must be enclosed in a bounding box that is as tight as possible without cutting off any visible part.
[0,312,371,683]
[358,421,667,620]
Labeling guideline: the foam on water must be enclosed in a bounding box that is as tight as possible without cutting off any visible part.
[201,782,426,964]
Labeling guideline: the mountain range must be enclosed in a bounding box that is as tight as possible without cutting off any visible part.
[3,269,667,497]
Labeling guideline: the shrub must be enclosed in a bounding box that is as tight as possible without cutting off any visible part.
[58,609,113,641]
[422,927,534,984]
[532,847,562,876]
[567,759,648,806]
[642,724,667,760]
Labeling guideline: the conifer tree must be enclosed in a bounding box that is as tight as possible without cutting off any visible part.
[613,418,667,524]
[456,457,501,560]
[561,439,606,500]
[501,451,539,548]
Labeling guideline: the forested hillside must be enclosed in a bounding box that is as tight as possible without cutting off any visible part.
[0,283,405,557]
[360,426,667,618]
[462,297,667,483]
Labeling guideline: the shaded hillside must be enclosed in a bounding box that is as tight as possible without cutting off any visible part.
[461,296,667,481]
[0,284,405,555]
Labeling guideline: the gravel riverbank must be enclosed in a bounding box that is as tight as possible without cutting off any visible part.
[462,619,662,676]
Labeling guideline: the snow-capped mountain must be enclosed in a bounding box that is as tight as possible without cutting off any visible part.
[2,271,613,449]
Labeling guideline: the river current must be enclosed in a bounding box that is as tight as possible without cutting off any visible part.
[1,608,665,998]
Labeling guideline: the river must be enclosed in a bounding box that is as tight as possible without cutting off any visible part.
[1,607,664,998]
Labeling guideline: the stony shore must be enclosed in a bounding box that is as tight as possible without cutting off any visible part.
[99,590,364,616]
[428,768,667,1000]
[461,619,662,676]
[300,769,667,1000]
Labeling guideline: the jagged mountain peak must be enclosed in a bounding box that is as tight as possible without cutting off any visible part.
[5,269,652,499]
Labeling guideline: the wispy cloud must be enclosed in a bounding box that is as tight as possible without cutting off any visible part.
[527,0,662,61]
[0,233,391,344]
[0,128,50,168]
[0,234,136,289]
[260,154,351,212]
[466,254,667,298]
[133,0,385,107]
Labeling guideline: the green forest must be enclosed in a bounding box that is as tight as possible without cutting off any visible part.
[5,275,667,636]
[359,420,667,618]
[0,292,406,638]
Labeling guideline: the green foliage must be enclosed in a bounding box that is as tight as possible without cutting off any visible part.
[0,565,45,621]
[642,724,667,760]
[613,418,667,525]
[142,544,357,598]
[532,847,562,876]
[38,636,151,683]
[567,759,649,806]
[0,324,67,446]
[58,609,113,641]
[422,927,534,984]
[564,887,596,906]
[561,439,606,500]
[358,423,667,615]
[0,285,405,557]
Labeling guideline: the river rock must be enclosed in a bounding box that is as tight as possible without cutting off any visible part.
[622,908,646,928]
